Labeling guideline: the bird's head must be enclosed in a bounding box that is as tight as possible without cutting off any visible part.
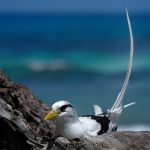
[44,100,77,121]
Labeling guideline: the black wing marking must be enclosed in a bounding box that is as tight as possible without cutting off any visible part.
[82,113,110,135]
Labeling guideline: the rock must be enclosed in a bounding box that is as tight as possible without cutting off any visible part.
[51,132,150,150]
[0,70,150,150]
[0,70,54,149]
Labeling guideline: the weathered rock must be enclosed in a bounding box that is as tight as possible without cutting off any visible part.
[0,70,54,149]
[50,131,150,150]
[0,70,150,150]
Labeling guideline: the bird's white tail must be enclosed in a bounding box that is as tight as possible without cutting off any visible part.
[108,9,134,125]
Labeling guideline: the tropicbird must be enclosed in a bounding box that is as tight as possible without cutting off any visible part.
[44,9,135,146]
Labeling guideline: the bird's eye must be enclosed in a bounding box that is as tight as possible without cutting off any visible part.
[60,104,73,112]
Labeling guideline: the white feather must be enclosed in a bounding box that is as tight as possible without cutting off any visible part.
[123,102,136,108]
[79,117,101,136]
[94,104,103,115]
[109,9,134,124]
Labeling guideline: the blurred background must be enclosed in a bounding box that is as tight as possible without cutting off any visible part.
[0,0,150,130]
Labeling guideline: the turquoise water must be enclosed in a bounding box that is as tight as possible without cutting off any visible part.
[0,14,150,128]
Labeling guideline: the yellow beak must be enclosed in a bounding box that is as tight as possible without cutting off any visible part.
[44,110,60,121]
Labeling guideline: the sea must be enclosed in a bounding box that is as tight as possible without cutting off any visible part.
[0,13,150,131]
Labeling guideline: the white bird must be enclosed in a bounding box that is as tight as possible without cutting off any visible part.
[44,9,135,141]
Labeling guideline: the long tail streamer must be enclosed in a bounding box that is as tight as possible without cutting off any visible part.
[108,9,134,124]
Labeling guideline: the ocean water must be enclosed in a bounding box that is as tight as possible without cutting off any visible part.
[0,13,150,130]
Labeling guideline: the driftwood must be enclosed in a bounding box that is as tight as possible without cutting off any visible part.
[0,70,150,150]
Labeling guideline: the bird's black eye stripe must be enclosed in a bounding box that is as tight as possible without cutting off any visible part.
[60,104,73,112]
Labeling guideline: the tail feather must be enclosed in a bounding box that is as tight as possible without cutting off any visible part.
[109,9,134,124]
[123,102,136,109]
[108,102,136,124]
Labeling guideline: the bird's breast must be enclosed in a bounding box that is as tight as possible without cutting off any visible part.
[56,119,84,139]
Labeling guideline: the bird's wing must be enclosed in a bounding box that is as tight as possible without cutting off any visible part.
[94,104,103,115]
[79,116,101,136]
[109,9,134,124]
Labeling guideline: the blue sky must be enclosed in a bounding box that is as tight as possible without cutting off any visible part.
[0,0,150,14]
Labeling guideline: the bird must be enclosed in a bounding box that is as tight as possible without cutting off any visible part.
[44,9,135,143]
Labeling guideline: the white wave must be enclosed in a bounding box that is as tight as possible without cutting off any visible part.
[118,124,150,131]
[28,59,71,72]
